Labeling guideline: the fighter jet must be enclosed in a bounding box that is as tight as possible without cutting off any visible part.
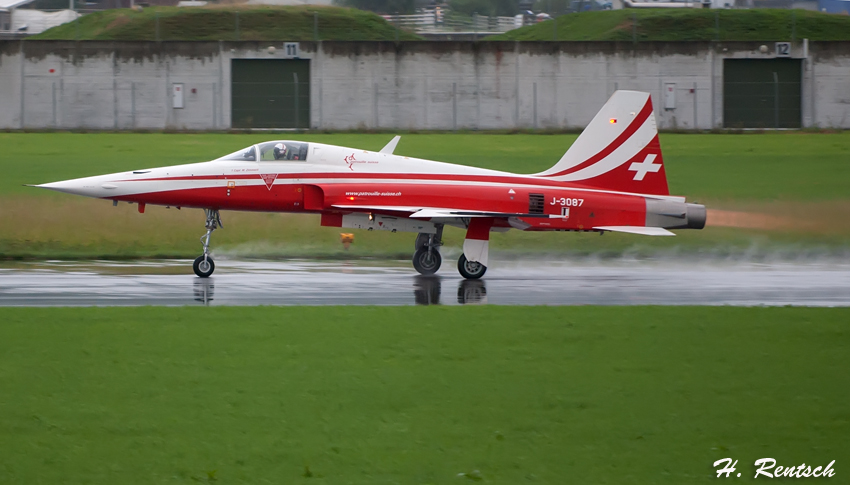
[35,91,705,279]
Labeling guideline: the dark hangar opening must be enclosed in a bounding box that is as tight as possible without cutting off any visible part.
[231,59,310,129]
[723,58,802,129]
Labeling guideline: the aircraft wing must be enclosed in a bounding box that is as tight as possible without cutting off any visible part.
[331,204,424,213]
[331,204,560,219]
[593,226,675,236]
[410,209,559,219]
[331,206,674,234]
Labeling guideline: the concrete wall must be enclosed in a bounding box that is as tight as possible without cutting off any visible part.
[809,42,850,128]
[1,40,848,131]
[0,42,226,130]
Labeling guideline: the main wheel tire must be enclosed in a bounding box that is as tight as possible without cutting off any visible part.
[193,255,215,278]
[458,254,487,279]
[412,247,441,275]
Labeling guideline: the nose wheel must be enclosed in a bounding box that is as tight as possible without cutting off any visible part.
[194,209,222,278]
[193,256,215,278]
[412,225,443,275]
[413,247,442,275]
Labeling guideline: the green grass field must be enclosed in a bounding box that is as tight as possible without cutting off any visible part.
[4,132,850,200]
[0,306,847,483]
[491,9,850,42]
[33,5,421,42]
[1,132,848,260]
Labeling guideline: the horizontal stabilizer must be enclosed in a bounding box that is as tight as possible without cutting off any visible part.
[594,226,675,236]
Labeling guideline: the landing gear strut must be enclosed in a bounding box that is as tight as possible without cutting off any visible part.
[412,224,443,275]
[193,209,222,278]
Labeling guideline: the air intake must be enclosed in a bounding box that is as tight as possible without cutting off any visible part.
[529,194,544,214]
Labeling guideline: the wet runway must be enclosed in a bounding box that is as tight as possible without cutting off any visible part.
[1,258,849,307]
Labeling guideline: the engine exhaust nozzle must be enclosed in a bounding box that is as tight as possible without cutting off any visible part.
[645,199,707,230]
[685,203,706,230]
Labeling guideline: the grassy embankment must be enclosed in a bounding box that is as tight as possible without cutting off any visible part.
[33,5,421,41]
[1,132,849,260]
[490,8,850,41]
[35,7,850,42]
[0,306,848,483]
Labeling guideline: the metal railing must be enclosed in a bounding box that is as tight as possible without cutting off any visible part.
[382,12,522,34]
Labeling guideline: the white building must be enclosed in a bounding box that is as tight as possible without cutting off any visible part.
[0,0,79,35]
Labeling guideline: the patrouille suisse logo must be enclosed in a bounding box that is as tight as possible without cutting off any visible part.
[260,173,278,190]
[344,153,357,171]
[343,153,379,171]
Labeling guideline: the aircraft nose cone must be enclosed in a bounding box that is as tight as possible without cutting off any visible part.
[35,179,87,195]
[33,176,113,198]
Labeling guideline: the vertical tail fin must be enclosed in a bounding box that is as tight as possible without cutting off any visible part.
[536,91,669,196]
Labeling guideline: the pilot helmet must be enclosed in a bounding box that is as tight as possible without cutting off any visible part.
[273,143,287,160]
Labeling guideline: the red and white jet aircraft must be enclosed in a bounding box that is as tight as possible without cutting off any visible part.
[36,91,705,279]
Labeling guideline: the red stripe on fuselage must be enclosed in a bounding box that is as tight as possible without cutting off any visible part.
[120,171,615,191]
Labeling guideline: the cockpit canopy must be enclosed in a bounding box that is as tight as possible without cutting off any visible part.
[216,141,309,162]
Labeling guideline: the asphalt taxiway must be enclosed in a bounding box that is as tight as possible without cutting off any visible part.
[1,258,849,307]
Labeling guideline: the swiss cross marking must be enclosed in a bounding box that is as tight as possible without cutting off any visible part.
[628,154,661,181]
[260,173,278,190]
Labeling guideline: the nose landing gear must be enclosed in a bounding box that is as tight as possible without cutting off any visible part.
[193,209,222,278]
[412,224,443,275]
[413,246,441,275]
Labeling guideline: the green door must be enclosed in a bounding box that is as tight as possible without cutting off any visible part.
[724,59,801,129]
[231,59,310,129]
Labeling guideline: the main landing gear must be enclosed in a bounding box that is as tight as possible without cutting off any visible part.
[412,224,443,275]
[193,209,222,278]
[457,254,487,280]
[411,224,488,279]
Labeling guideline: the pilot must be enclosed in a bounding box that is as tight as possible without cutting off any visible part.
[273,143,288,160]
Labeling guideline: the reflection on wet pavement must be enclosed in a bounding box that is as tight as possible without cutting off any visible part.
[1,259,849,307]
